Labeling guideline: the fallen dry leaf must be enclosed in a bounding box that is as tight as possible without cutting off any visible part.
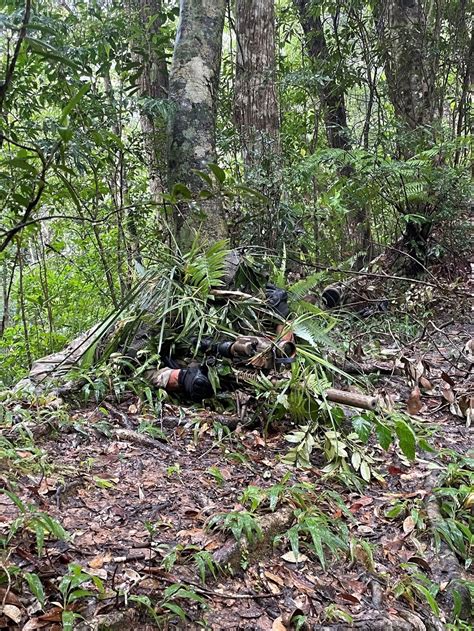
[0,587,22,607]
[4,604,22,624]
[388,465,406,475]
[37,477,57,496]
[407,387,423,415]
[281,551,308,564]
[337,592,361,604]
[88,553,112,569]
[441,382,455,403]
[440,371,455,386]
[403,515,416,534]
[272,616,287,631]
[407,556,431,571]
[350,496,373,513]
[419,376,433,391]
[264,571,285,586]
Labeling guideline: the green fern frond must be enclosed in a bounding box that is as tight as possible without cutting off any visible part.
[292,315,337,351]
[293,300,336,329]
[288,270,329,302]
[401,181,427,204]
[184,240,230,293]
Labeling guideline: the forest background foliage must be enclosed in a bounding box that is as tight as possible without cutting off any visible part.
[0,0,472,385]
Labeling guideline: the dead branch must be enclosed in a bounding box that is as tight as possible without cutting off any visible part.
[211,507,294,578]
[112,428,178,455]
[102,401,134,429]
[325,388,378,410]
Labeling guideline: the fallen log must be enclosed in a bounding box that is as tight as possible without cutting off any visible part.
[325,388,378,411]
[334,358,396,376]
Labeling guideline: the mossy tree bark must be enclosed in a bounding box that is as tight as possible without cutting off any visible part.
[168,0,227,249]
[234,0,281,249]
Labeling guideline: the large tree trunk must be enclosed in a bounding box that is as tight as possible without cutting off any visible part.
[295,0,371,266]
[167,0,227,249]
[376,0,441,135]
[132,0,169,202]
[234,0,281,248]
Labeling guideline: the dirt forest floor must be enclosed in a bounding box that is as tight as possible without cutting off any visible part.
[0,276,472,631]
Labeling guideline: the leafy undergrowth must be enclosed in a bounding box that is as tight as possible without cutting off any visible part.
[1,320,472,630]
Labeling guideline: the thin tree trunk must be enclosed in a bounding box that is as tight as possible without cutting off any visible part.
[294,0,350,150]
[0,253,18,338]
[295,0,372,265]
[103,70,138,287]
[131,0,169,202]
[234,0,282,249]
[375,0,443,271]
[454,27,473,164]
[167,0,227,249]
[18,243,32,368]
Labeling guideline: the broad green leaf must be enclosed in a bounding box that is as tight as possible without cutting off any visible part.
[58,127,74,142]
[351,451,361,471]
[395,419,416,461]
[61,610,78,631]
[24,573,45,608]
[360,460,371,482]
[208,162,226,184]
[352,416,372,443]
[375,421,392,450]
[26,37,81,71]
[412,583,440,617]
[60,84,90,125]
[385,503,406,519]
[163,602,186,620]
[172,183,192,199]
[1,489,26,513]
[68,588,93,602]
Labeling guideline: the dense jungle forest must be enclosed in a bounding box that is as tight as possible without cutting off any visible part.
[0,0,472,630]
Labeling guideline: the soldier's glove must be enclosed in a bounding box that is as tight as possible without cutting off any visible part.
[179,366,214,402]
[265,284,290,319]
[147,367,181,391]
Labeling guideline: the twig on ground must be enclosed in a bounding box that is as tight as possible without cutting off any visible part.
[112,428,178,455]
[142,570,279,600]
[102,401,134,429]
